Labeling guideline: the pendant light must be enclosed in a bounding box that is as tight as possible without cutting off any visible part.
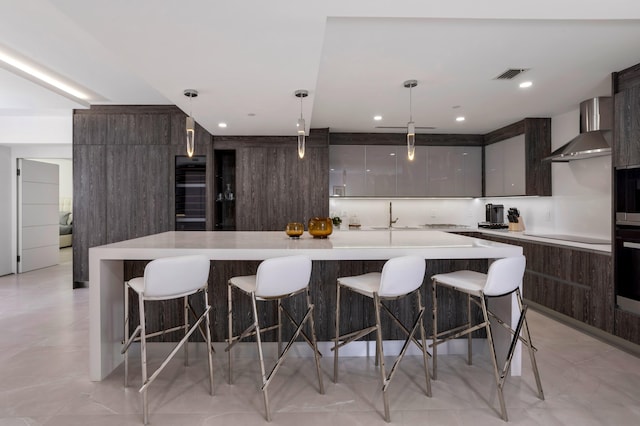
[184,89,198,157]
[295,89,308,159]
[403,80,418,161]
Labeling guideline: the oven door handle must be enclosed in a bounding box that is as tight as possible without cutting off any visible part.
[623,241,640,250]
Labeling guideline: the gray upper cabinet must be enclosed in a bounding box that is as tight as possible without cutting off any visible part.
[428,146,481,197]
[329,145,365,196]
[329,145,481,197]
[485,135,526,196]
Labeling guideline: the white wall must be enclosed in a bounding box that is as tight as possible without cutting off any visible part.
[0,113,72,144]
[0,146,12,276]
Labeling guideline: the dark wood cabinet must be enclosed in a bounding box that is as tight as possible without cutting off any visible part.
[614,85,640,168]
[72,106,213,284]
[479,234,613,333]
[214,129,330,231]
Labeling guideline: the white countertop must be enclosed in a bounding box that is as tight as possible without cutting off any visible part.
[90,230,522,260]
[476,229,612,254]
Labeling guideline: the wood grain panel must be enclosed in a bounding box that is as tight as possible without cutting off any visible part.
[229,131,329,231]
[330,132,485,146]
[524,118,552,196]
[614,308,640,345]
[615,62,640,93]
[72,145,106,283]
[613,86,640,168]
[73,106,210,282]
[483,120,525,145]
[480,234,614,335]
[105,145,171,243]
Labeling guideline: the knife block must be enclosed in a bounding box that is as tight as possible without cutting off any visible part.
[509,216,525,232]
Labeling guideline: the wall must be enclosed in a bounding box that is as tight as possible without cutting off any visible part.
[550,108,611,239]
[0,113,72,145]
[0,146,11,276]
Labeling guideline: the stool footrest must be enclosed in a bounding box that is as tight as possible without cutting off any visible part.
[139,305,211,393]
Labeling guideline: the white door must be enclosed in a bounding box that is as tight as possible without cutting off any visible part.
[17,159,59,273]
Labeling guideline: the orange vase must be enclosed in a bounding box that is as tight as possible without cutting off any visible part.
[308,217,333,238]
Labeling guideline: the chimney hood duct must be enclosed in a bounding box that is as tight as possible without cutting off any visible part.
[543,96,612,162]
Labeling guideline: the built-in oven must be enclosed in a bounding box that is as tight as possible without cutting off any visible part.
[616,166,640,226]
[615,227,640,315]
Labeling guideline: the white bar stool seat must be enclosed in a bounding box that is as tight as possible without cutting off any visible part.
[225,255,324,422]
[121,255,214,425]
[333,256,431,422]
[431,255,544,422]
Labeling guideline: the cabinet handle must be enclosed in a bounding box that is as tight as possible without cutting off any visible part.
[623,241,640,250]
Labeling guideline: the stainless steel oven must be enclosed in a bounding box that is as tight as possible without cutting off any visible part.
[616,167,640,226]
[615,227,640,315]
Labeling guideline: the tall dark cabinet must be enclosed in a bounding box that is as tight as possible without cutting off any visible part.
[72,105,213,285]
[214,150,236,230]
[175,156,207,231]
[613,63,640,345]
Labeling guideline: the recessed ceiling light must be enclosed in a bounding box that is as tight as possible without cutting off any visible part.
[374,115,382,121]
[389,152,396,156]
[519,81,533,88]
[456,116,465,122]
[218,122,227,128]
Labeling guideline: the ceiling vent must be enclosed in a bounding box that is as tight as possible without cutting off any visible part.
[494,68,529,80]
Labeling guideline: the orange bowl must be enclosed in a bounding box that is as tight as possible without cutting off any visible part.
[285,222,304,238]
[308,217,333,238]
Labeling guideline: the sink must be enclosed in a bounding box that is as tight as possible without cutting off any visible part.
[370,226,420,230]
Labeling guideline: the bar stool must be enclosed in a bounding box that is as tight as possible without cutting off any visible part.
[333,256,431,422]
[121,255,214,425]
[225,255,324,421]
[431,255,544,421]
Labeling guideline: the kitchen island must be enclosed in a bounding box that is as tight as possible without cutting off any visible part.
[89,230,522,381]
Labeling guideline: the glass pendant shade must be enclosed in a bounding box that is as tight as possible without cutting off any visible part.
[186,116,195,157]
[407,121,416,161]
[297,117,306,159]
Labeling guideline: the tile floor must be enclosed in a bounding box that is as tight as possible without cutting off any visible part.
[0,249,639,425]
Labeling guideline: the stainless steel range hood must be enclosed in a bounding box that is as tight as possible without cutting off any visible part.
[543,97,612,162]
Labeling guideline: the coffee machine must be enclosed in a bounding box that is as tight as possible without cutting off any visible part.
[479,203,508,229]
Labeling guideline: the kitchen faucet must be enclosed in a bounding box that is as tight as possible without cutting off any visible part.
[389,202,398,228]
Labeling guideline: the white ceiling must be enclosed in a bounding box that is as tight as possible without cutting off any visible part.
[2,0,640,137]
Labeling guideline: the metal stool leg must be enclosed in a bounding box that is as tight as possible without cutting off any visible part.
[227,281,233,384]
[204,289,214,395]
[373,293,390,422]
[517,289,544,400]
[467,293,472,365]
[139,298,149,425]
[184,295,189,366]
[432,278,438,380]
[307,287,325,394]
[481,295,508,422]
[333,282,341,383]
[417,290,432,397]
[124,282,129,387]
[251,294,271,422]
[277,299,283,356]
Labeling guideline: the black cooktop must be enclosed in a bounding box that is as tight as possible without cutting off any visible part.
[478,222,509,229]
